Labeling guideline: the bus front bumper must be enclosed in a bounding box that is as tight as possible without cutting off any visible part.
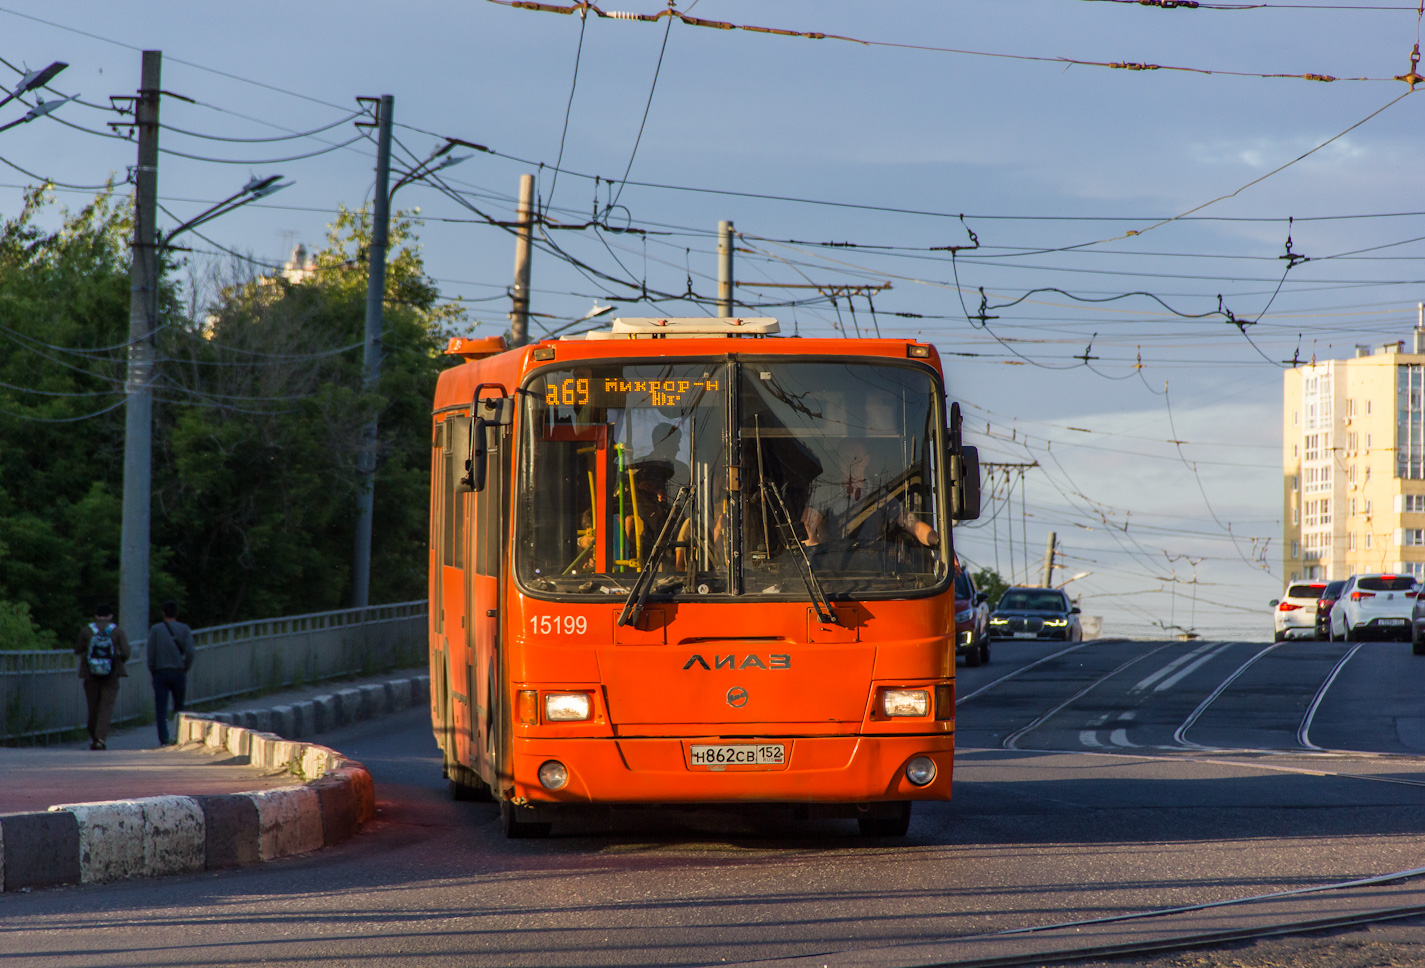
[508,734,954,805]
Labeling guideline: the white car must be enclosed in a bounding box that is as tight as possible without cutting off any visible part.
[1329,573,1418,642]
[1270,582,1326,641]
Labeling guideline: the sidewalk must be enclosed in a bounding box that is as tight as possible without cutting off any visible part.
[0,666,426,816]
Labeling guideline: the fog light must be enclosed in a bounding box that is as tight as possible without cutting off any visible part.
[537,760,569,790]
[905,756,937,787]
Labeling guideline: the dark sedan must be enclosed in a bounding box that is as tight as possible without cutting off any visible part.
[989,586,1082,642]
[1314,579,1345,640]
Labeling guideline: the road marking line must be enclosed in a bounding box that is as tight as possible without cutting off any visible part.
[1130,642,1214,693]
[1079,730,1102,747]
[1153,643,1234,693]
[1109,728,1139,747]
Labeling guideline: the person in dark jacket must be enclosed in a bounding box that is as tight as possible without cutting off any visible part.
[146,600,195,745]
[74,604,130,750]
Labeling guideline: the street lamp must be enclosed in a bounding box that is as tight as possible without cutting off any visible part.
[162,174,292,244]
[541,304,615,339]
[0,60,67,112]
[1057,571,1092,588]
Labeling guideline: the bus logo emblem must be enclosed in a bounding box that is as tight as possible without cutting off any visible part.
[726,687,749,708]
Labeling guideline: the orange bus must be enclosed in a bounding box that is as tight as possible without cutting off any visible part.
[428,316,980,836]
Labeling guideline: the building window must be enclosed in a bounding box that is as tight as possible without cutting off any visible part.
[1406,494,1425,513]
[1292,475,1299,491]
[1292,507,1299,525]
[1368,401,1373,414]
[1403,529,1425,546]
[1304,434,1319,461]
[1349,398,1357,417]
[1348,432,1358,451]
[1291,540,1299,558]
[1367,433,1372,448]
[1348,532,1357,550]
[1366,533,1373,549]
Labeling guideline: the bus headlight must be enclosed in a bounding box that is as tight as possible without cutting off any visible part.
[881,688,930,718]
[544,692,593,722]
[538,760,569,790]
[905,756,937,786]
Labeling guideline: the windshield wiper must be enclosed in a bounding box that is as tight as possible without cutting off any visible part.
[751,420,838,625]
[617,484,694,628]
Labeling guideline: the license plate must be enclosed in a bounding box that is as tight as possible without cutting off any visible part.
[1381,618,1408,626]
[689,743,785,767]
[1013,631,1037,639]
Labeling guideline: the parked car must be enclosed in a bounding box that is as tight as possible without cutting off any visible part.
[1270,581,1326,642]
[954,566,991,666]
[1314,580,1345,640]
[1329,573,1417,642]
[988,586,1082,642]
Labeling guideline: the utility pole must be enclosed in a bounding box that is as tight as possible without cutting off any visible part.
[118,50,161,646]
[717,220,734,316]
[509,174,534,347]
[1041,531,1057,588]
[351,93,393,609]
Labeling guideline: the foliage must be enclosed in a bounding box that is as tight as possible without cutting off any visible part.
[152,204,463,623]
[0,186,131,640]
[971,567,1011,608]
[0,189,464,640]
[0,599,58,650]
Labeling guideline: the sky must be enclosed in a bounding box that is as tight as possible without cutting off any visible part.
[4,0,1424,639]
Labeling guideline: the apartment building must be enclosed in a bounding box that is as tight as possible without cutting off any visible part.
[1282,329,1425,582]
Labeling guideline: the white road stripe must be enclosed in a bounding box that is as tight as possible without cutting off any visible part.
[1109,728,1139,748]
[1130,642,1214,693]
[1079,731,1102,747]
[1153,643,1234,693]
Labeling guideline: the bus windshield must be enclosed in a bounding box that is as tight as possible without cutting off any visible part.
[516,358,946,599]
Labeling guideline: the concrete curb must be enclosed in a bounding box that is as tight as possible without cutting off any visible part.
[0,673,426,892]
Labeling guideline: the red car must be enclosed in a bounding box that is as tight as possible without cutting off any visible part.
[954,566,991,666]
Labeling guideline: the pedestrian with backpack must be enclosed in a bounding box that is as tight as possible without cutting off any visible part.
[74,604,130,750]
[147,600,195,745]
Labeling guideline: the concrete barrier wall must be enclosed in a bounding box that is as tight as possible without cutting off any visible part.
[0,715,381,891]
[1,601,426,742]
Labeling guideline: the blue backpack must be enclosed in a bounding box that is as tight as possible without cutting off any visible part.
[87,622,116,678]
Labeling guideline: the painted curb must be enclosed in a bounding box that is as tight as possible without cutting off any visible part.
[0,673,425,892]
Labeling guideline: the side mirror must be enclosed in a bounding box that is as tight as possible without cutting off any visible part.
[1268,599,1279,607]
[1070,606,1081,615]
[950,444,981,521]
[459,394,513,493]
[974,591,988,606]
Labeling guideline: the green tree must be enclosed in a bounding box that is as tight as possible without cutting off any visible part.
[153,205,463,623]
[971,567,1011,608]
[0,186,132,643]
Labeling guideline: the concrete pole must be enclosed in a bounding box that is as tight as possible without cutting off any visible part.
[1041,531,1057,588]
[509,174,534,347]
[119,50,162,645]
[717,220,734,316]
[351,94,393,609]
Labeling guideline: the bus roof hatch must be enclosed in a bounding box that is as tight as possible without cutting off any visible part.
[574,316,781,340]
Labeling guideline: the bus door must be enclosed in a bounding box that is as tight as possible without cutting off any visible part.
[472,412,511,787]
[441,416,473,766]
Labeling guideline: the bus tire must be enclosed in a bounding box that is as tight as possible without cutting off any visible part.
[858,802,911,837]
[501,799,552,839]
[448,771,492,802]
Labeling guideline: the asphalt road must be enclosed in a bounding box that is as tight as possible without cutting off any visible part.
[4,637,1423,968]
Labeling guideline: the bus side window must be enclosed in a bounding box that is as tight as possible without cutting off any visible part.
[445,416,471,568]
[474,421,502,576]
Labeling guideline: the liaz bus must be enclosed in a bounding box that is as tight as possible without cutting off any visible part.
[428,316,980,837]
